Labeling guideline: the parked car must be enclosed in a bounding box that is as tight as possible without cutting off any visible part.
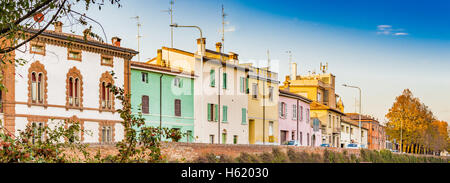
[320,144,330,147]
[286,140,300,146]
[346,143,360,149]
[389,149,399,153]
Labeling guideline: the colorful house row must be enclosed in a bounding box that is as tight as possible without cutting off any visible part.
[0,22,387,149]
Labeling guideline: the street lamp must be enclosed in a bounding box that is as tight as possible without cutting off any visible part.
[342,84,362,148]
[170,23,205,142]
[170,24,203,39]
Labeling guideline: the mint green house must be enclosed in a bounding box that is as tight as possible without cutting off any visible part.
[130,62,196,142]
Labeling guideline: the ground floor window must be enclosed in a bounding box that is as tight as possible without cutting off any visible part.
[31,122,45,144]
[233,135,238,144]
[209,135,214,144]
[101,126,113,143]
[222,133,227,144]
[186,130,192,143]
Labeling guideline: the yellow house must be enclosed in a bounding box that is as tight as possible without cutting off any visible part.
[241,63,280,145]
[280,63,344,147]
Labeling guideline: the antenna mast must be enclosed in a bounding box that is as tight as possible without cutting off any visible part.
[221,4,226,53]
[131,16,142,62]
[170,0,174,48]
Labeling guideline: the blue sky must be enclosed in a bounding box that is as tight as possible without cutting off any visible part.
[69,0,450,123]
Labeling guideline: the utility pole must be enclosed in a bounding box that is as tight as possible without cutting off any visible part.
[217,4,226,144]
[131,16,142,62]
[170,0,174,48]
[263,49,270,145]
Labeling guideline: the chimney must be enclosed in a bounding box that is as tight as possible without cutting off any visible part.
[157,49,162,66]
[215,42,222,52]
[196,38,206,55]
[290,62,297,80]
[83,29,91,40]
[54,21,63,33]
[112,37,121,47]
[229,52,238,60]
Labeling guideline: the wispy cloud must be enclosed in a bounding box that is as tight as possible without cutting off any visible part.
[225,25,236,33]
[393,32,408,36]
[377,25,409,36]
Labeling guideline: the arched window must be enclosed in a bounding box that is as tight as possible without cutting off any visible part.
[99,72,115,112]
[28,61,47,107]
[66,67,83,109]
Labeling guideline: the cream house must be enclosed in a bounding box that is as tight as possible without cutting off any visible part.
[147,39,249,144]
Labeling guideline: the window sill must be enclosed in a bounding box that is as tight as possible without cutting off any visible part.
[66,106,83,111]
[28,103,47,108]
[101,63,114,67]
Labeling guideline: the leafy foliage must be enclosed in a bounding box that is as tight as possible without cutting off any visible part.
[386,89,448,155]
[0,119,89,163]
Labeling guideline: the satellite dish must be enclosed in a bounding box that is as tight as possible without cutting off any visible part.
[33,12,44,23]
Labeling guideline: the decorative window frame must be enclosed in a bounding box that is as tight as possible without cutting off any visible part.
[99,72,115,113]
[67,48,82,61]
[29,41,46,56]
[66,116,85,142]
[65,67,84,110]
[27,61,48,108]
[27,116,49,143]
[98,121,115,144]
[100,55,114,67]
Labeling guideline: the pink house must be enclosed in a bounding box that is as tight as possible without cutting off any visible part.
[279,90,322,147]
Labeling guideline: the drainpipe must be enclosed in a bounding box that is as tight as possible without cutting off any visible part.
[160,74,163,140]
[297,100,299,145]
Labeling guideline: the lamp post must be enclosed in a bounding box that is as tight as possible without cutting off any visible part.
[343,84,362,148]
[170,23,204,142]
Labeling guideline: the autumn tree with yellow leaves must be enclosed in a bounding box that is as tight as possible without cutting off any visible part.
[386,89,448,155]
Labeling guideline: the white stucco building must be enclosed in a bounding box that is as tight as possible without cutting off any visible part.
[340,116,368,148]
[0,22,137,143]
[147,39,249,144]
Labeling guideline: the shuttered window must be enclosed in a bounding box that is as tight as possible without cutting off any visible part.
[240,77,244,93]
[223,105,228,122]
[214,104,218,122]
[207,103,212,121]
[174,99,181,117]
[245,78,249,94]
[241,108,247,124]
[210,69,215,87]
[142,95,149,114]
[223,73,227,89]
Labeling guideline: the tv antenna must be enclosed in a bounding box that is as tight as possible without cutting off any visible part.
[320,62,328,73]
[131,16,142,61]
[162,0,175,48]
[286,51,292,77]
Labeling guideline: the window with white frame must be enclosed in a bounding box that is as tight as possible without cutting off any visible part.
[101,126,113,143]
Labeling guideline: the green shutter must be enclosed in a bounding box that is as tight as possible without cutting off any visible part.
[223,73,227,89]
[215,104,218,121]
[240,77,244,93]
[210,69,215,87]
[223,106,228,122]
[245,78,249,94]
[242,108,247,124]
[207,104,212,121]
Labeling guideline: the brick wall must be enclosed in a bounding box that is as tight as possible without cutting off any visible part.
[78,142,362,162]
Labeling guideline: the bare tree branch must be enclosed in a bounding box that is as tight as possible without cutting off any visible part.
[0,0,67,54]
[0,0,57,36]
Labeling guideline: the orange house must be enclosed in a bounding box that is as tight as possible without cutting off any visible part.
[346,113,386,150]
